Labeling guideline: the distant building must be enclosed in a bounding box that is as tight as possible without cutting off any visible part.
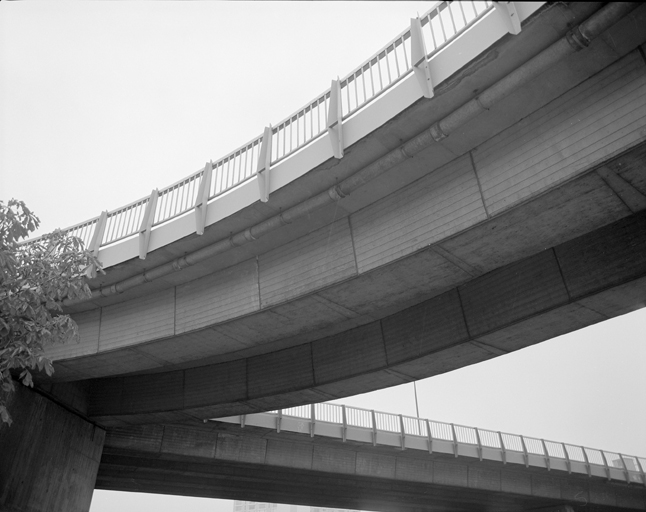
[233,501,360,512]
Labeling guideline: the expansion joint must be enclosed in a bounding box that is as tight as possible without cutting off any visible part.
[566,27,590,51]
[328,185,346,201]
[430,122,447,142]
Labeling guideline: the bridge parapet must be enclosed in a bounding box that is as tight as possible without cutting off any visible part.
[25,1,547,270]
[216,403,646,487]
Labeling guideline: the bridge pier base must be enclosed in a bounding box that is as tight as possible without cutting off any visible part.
[0,384,105,512]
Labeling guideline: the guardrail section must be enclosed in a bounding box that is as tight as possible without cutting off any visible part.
[215,402,646,487]
[24,1,496,259]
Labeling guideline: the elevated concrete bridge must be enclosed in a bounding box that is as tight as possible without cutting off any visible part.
[97,405,646,512]
[40,1,646,428]
[3,2,646,511]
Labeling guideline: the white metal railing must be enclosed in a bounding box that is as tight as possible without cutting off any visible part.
[227,402,646,487]
[23,1,495,258]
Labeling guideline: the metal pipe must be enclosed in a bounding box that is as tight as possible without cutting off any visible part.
[65,2,638,306]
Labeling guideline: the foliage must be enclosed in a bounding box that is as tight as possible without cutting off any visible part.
[0,199,101,425]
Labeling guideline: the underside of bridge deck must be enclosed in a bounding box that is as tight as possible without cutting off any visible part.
[95,421,646,512]
[34,2,646,426]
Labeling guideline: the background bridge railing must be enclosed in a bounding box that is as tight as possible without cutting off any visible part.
[217,402,646,486]
[24,1,494,255]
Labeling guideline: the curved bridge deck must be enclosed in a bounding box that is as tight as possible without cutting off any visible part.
[31,2,646,427]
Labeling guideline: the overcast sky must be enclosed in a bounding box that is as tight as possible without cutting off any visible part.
[1,3,644,512]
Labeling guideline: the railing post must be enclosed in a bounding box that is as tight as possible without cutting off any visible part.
[86,211,108,278]
[475,428,483,461]
[410,17,434,99]
[618,454,631,484]
[327,79,344,159]
[138,189,158,260]
[276,409,282,433]
[371,410,377,446]
[494,2,521,35]
[634,457,646,486]
[426,419,433,454]
[601,450,611,481]
[581,446,591,477]
[310,403,315,438]
[450,423,458,458]
[498,431,506,465]
[195,162,213,235]
[520,436,529,468]
[563,443,571,474]
[541,439,551,471]
[399,415,406,451]
[240,414,246,428]
[257,126,273,202]
[341,405,347,442]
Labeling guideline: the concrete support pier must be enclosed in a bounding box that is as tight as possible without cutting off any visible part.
[0,385,105,512]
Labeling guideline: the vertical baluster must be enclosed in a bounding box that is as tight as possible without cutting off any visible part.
[402,33,410,70]
[393,39,401,77]
[369,61,375,96]
[447,2,457,35]
[458,1,467,27]
[438,5,448,44]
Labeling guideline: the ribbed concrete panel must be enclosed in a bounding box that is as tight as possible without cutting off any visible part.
[475,302,606,354]
[184,359,246,408]
[395,458,433,484]
[67,348,165,379]
[215,433,266,464]
[352,155,487,273]
[589,481,617,507]
[311,322,385,385]
[175,258,259,334]
[355,452,396,479]
[247,344,314,399]
[213,310,301,347]
[99,288,175,350]
[314,370,407,399]
[562,479,589,504]
[390,342,496,380]
[438,171,632,274]
[312,446,356,475]
[46,309,101,360]
[382,289,469,366]
[612,142,646,196]
[103,424,163,453]
[319,248,472,317]
[134,328,249,365]
[120,371,184,414]
[556,211,646,299]
[433,461,468,487]
[616,486,646,509]
[265,440,313,470]
[531,474,562,499]
[459,250,569,337]
[161,425,216,459]
[259,218,356,308]
[474,52,646,216]
[500,470,532,496]
[468,467,501,492]
[577,275,646,319]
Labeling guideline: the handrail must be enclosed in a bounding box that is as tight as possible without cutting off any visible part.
[23,1,494,255]
[223,402,646,486]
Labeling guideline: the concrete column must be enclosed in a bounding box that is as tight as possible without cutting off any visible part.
[0,384,105,512]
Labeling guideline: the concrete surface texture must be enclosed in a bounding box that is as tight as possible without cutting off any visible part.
[37,2,646,427]
[96,420,646,512]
